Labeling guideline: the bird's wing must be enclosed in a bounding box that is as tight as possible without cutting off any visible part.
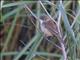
[43,20,59,36]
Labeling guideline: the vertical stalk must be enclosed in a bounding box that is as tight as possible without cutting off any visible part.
[36,1,40,33]
[60,40,67,60]
[57,29,67,60]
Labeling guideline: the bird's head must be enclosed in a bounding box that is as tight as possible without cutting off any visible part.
[39,15,50,24]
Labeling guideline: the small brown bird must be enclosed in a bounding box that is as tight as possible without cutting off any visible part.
[39,15,59,37]
[39,15,67,60]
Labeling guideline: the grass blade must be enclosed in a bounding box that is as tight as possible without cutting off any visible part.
[2,8,21,52]
[13,32,43,60]
[59,1,76,44]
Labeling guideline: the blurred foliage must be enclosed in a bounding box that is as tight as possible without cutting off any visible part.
[0,0,80,60]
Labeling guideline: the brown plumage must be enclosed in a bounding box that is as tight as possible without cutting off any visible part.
[39,15,59,37]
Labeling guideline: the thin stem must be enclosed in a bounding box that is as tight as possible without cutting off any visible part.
[57,10,67,59]
[60,41,67,60]
[63,9,80,41]
[39,1,57,24]
[57,30,67,60]
[45,37,62,50]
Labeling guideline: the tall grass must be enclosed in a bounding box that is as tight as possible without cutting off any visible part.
[0,0,80,60]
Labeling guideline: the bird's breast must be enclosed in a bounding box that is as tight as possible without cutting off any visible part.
[40,24,52,37]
